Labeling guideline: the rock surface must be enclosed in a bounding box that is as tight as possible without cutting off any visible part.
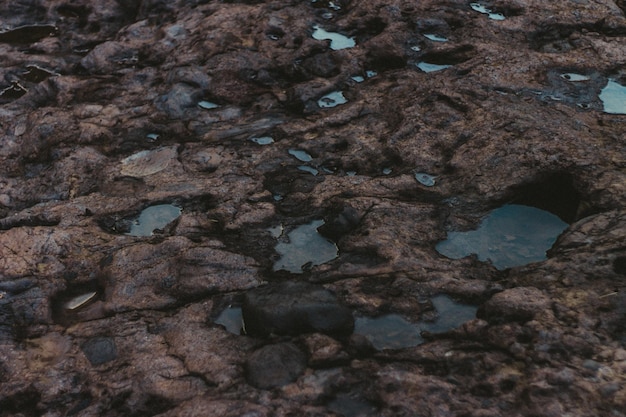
[1,0,626,416]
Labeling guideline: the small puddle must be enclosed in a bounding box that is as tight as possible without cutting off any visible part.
[423,33,448,42]
[560,73,590,82]
[470,3,506,20]
[312,25,355,50]
[436,204,568,270]
[354,295,477,350]
[599,79,626,115]
[126,204,182,237]
[21,65,59,82]
[416,62,451,73]
[198,100,219,110]
[289,149,313,162]
[250,136,274,145]
[318,91,348,108]
[298,165,319,176]
[215,306,243,334]
[351,70,377,83]
[415,172,436,187]
[273,220,338,273]
[0,81,27,100]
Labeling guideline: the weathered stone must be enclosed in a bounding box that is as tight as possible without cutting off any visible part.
[80,337,117,366]
[478,287,552,323]
[245,342,307,389]
[242,281,354,337]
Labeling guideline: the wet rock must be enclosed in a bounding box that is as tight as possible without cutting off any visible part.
[478,287,552,324]
[245,342,307,389]
[242,281,354,337]
[81,337,117,366]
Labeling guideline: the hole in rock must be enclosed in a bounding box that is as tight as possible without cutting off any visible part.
[614,257,626,275]
[509,173,581,223]
[126,204,182,237]
[354,295,477,350]
[0,24,58,44]
[436,204,569,270]
[273,220,339,273]
[52,281,104,325]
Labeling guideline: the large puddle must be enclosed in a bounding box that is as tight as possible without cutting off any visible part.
[126,204,182,237]
[436,204,568,270]
[599,80,626,115]
[354,295,477,350]
[273,220,338,273]
[312,25,355,50]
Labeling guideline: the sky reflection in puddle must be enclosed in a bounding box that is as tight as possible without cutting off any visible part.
[318,91,348,108]
[127,204,182,237]
[599,80,626,114]
[354,295,477,350]
[436,204,568,269]
[416,62,451,73]
[273,220,338,273]
[215,306,243,334]
[423,33,448,42]
[470,3,505,20]
[312,25,355,50]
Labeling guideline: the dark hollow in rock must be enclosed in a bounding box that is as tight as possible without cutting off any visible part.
[242,281,354,337]
[613,256,626,275]
[80,337,118,366]
[245,342,307,389]
[509,172,582,223]
[318,205,361,241]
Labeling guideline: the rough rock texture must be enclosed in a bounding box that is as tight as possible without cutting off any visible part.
[1,0,626,416]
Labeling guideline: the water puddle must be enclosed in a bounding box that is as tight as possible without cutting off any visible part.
[215,306,243,334]
[312,25,355,50]
[382,168,392,175]
[298,165,319,176]
[250,136,274,145]
[599,79,626,115]
[436,204,568,270]
[416,62,451,73]
[198,100,219,110]
[423,33,448,42]
[126,204,182,237]
[560,73,590,82]
[470,3,505,20]
[64,291,98,311]
[415,172,436,187]
[146,133,160,142]
[289,149,313,162]
[318,91,348,108]
[273,220,338,273]
[354,295,477,350]
[351,70,377,83]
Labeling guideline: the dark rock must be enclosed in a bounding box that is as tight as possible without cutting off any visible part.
[242,281,354,337]
[245,342,307,389]
[81,337,118,366]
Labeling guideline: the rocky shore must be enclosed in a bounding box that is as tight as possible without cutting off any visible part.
[1,0,625,416]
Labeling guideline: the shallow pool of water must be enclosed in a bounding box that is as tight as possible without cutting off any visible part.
[423,33,448,42]
[298,165,319,176]
[318,91,348,108]
[436,204,568,269]
[599,79,626,114]
[215,306,243,334]
[416,62,451,73]
[127,204,182,237]
[470,3,505,20]
[250,136,274,145]
[312,25,355,50]
[289,149,313,162]
[354,295,477,350]
[560,73,590,82]
[415,172,436,187]
[198,100,219,110]
[273,220,338,273]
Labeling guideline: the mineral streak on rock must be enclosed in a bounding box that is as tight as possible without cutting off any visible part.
[1,0,626,415]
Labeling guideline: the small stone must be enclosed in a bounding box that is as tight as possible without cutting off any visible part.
[245,342,306,389]
[81,337,117,366]
[242,281,354,337]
